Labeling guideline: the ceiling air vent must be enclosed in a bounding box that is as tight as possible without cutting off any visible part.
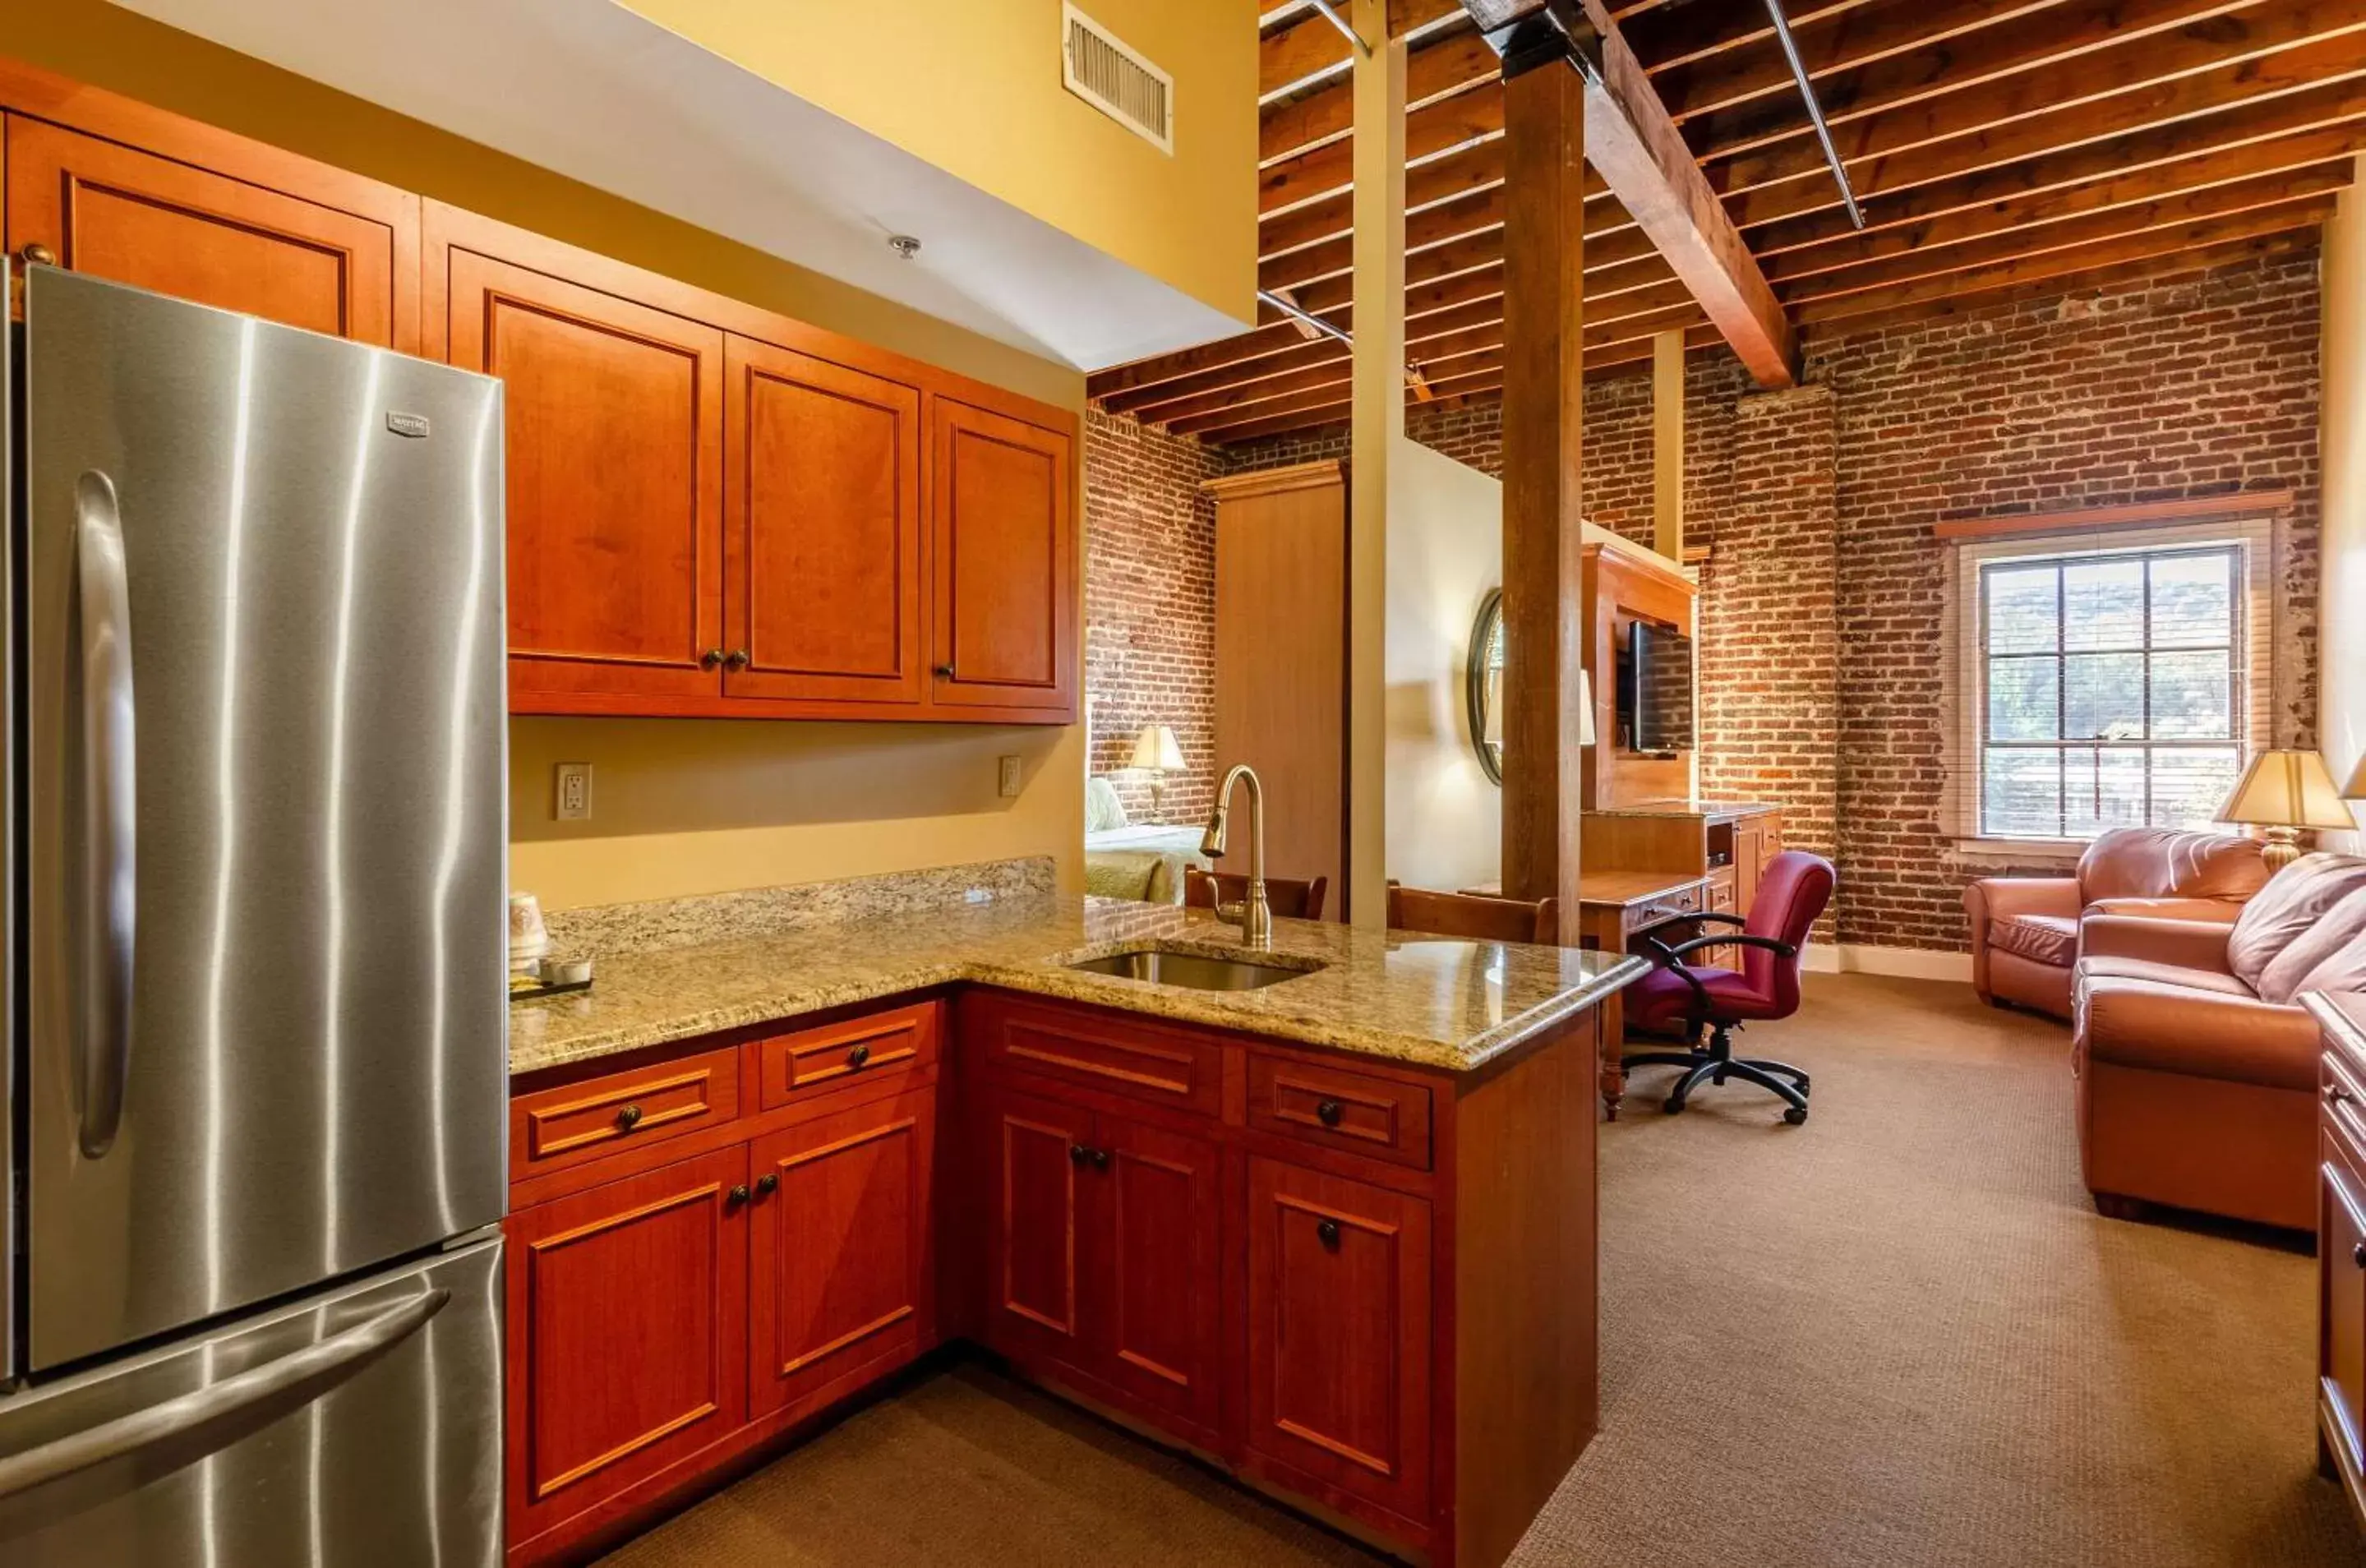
[1063,3,1174,154]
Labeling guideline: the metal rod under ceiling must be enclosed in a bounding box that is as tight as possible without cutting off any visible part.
[1304,0,1371,56]
[1259,288,1355,346]
[1760,0,1865,229]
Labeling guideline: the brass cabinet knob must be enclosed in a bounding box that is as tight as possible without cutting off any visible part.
[934,663,956,679]
[2328,1083,2351,1105]
[755,1172,779,1197]
[19,242,57,268]
[2354,1241,2365,1271]
[1316,1099,1344,1128]
[724,648,751,671]
[1069,1143,1091,1165]
[700,648,725,670]
[1316,1219,1342,1249]
[726,1184,749,1207]
[615,1104,643,1132]
[846,1044,872,1070]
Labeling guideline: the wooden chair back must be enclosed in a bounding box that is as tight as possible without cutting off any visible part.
[1385,882,1560,945]
[1183,867,1329,921]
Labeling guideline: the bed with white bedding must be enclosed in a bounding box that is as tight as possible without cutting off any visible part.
[1082,777,1211,904]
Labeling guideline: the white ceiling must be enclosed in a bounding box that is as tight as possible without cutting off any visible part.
[118,0,1246,370]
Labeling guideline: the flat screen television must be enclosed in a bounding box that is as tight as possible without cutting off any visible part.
[1618,620,1695,755]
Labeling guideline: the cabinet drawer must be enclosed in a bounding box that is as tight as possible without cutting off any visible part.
[978,998,1223,1118]
[1247,1054,1432,1170]
[510,1048,740,1181]
[2328,1051,2366,1168]
[758,1002,939,1109]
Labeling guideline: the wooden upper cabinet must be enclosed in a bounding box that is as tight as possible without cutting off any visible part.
[726,335,925,707]
[2,106,416,349]
[431,219,726,709]
[929,399,1077,717]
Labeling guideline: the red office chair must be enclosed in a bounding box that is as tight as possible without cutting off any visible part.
[1619,851,1836,1125]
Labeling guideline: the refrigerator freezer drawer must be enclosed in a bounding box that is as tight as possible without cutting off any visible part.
[0,1235,502,1566]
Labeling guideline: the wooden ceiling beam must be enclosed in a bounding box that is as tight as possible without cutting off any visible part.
[1793,226,2321,339]
[1719,19,2366,201]
[1119,297,1514,422]
[1617,0,1884,76]
[1779,170,2350,302]
[1789,198,2334,326]
[1556,0,1798,384]
[1762,137,2365,284]
[1262,25,1496,164]
[1262,0,1464,97]
[1261,75,1510,214]
[1682,0,2261,159]
[1724,32,2366,231]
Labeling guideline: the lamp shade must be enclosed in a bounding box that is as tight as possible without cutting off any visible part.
[2346,751,2366,801]
[1128,723,1185,774]
[2216,749,2358,831]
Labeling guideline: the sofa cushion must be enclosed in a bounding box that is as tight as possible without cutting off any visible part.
[2225,853,2366,992]
[2078,978,2322,1091]
[1986,913,2078,969]
[2257,885,2366,1004]
[2074,954,2254,998]
[2078,827,2271,905]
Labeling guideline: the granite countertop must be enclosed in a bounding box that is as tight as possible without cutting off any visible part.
[510,892,1646,1079]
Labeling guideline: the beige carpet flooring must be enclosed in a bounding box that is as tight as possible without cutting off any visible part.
[601,974,2364,1567]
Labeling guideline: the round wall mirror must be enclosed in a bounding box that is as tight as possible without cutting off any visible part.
[1467,588,1505,786]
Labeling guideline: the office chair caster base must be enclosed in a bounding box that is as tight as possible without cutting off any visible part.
[1783,1105,1808,1126]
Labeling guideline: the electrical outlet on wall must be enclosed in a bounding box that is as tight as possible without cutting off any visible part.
[998,755,1023,799]
[555,762,593,821]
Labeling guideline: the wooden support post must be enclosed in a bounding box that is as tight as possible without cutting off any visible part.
[1348,0,1405,928]
[1653,328,1683,560]
[1498,58,1586,918]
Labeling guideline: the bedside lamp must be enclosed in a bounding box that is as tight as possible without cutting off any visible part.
[1128,723,1186,824]
[2217,749,2357,872]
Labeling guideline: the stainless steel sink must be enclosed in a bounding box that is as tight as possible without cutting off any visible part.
[1063,945,1319,991]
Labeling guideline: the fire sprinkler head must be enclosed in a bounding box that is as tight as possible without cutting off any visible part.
[887,234,923,261]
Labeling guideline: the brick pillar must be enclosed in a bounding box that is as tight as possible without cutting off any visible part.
[1698,385,1839,937]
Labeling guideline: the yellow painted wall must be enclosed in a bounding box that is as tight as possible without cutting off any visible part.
[620,0,1259,324]
[2322,156,2366,853]
[19,0,1087,909]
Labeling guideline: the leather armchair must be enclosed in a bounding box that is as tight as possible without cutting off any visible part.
[2073,854,2366,1229]
[1966,828,2270,1021]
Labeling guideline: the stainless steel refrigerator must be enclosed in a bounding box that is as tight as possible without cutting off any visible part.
[0,264,510,1563]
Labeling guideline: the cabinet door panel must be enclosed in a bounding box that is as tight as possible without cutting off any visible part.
[507,1146,747,1539]
[929,399,1074,714]
[749,1089,935,1419]
[1245,1157,1432,1520]
[442,247,724,704]
[2324,1137,2366,1480]
[726,337,924,704]
[1095,1116,1222,1436]
[985,1090,1095,1375]
[5,116,408,348]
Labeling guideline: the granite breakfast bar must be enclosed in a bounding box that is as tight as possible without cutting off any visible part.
[504,867,1644,1568]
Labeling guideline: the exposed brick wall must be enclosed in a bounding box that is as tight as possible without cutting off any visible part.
[1087,249,2322,950]
[1082,409,1220,824]
[1699,386,1840,938]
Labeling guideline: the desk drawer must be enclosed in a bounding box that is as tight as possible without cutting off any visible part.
[511,1047,740,1180]
[757,1001,939,1109]
[975,996,1223,1118]
[1247,1053,1431,1170]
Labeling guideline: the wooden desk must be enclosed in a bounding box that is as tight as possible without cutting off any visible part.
[1462,871,1712,1118]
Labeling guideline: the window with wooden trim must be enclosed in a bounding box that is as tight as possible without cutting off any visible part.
[1973,543,2248,840]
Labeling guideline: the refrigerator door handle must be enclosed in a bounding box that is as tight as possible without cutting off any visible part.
[0,1287,449,1502]
[74,468,137,1160]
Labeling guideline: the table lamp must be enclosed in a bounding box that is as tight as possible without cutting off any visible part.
[1128,722,1186,824]
[2217,749,2357,872]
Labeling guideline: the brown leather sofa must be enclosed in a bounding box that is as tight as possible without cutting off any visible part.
[2073,853,2366,1229]
[1966,827,2271,1020]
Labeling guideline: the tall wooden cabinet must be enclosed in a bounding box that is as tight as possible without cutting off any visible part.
[0,60,420,348]
[1205,460,1349,915]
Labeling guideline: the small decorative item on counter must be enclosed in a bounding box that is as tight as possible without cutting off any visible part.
[510,953,594,1003]
[509,892,549,975]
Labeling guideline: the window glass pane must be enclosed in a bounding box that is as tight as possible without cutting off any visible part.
[2153,746,2244,829]
[2063,652,2145,741]
[1984,749,2061,838]
[2149,551,2234,649]
[2063,559,2145,651]
[2149,650,2233,740]
[1985,564,2058,654]
[2063,747,2148,838]
[1986,657,2058,742]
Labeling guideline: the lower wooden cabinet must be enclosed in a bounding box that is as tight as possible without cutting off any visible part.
[506,1146,749,1544]
[1092,1116,1223,1439]
[749,1088,937,1420]
[1243,1157,1432,1524]
[2315,994,2366,1534]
